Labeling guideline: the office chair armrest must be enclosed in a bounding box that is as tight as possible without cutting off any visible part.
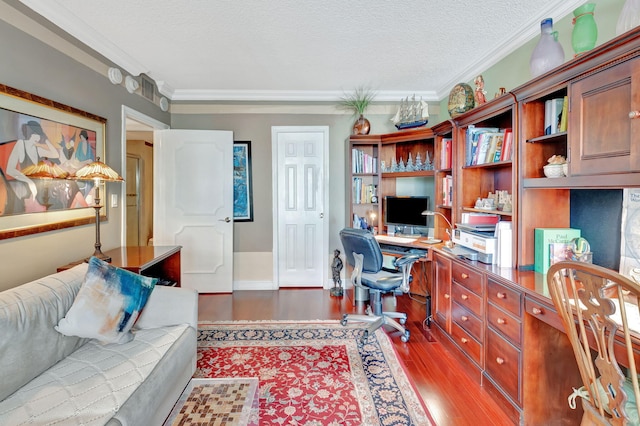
[393,254,420,267]
[394,254,419,293]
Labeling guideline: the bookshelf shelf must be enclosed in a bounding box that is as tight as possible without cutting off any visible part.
[462,207,513,217]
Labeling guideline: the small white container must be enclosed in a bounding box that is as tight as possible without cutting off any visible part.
[543,164,564,178]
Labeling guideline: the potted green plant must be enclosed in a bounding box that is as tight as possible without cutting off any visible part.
[339,87,376,135]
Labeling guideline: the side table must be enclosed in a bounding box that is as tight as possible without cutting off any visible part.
[57,246,182,286]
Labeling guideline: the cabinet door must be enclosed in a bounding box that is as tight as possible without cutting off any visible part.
[433,252,452,332]
[569,57,640,175]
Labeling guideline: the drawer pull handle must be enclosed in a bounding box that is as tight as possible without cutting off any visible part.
[497,318,506,325]
[461,315,469,322]
[444,293,450,299]
[496,357,505,365]
[461,337,468,344]
[629,111,640,119]
[532,307,543,315]
[497,292,506,299]
[461,294,469,300]
[461,273,469,279]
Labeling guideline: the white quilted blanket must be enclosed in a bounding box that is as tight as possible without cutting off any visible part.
[0,324,188,426]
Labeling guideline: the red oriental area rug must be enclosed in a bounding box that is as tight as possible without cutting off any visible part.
[196,320,433,426]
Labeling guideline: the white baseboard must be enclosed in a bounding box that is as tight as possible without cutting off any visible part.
[233,280,277,291]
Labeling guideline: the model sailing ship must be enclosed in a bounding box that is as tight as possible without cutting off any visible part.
[391,95,429,130]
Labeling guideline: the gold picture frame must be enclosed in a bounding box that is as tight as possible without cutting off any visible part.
[0,84,106,240]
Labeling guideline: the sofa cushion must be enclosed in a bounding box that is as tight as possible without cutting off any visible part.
[55,257,157,344]
[0,264,89,402]
[0,324,190,426]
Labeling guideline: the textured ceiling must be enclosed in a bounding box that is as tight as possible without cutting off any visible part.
[19,0,582,101]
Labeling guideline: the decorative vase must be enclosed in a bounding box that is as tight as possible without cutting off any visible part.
[616,0,640,36]
[572,3,597,56]
[353,114,370,135]
[530,18,565,78]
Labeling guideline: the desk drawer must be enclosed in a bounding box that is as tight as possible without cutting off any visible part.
[452,282,483,318]
[451,321,482,367]
[487,278,521,317]
[487,303,522,346]
[452,261,483,295]
[525,296,564,332]
[452,301,483,342]
[486,329,521,404]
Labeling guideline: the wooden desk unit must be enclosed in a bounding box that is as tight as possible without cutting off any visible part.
[58,246,182,286]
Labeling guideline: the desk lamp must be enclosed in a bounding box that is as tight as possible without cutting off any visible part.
[422,210,455,248]
[21,158,69,210]
[71,157,123,262]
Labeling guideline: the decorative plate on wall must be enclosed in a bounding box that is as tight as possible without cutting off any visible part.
[447,83,475,117]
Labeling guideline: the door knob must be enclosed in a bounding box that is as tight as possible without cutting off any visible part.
[320,213,324,219]
[219,217,231,223]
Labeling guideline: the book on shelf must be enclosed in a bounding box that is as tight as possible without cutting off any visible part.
[465,126,500,166]
[461,212,500,225]
[544,98,564,135]
[351,148,377,174]
[484,133,504,164]
[559,96,568,132]
[495,221,512,267]
[440,138,452,169]
[500,128,513,161]
[442,175,453,206]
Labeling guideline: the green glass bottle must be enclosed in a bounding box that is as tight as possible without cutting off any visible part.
[572,3,597,55]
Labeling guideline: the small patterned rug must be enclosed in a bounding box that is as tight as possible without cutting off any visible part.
[196,320,433,426]
[163,378,259,426]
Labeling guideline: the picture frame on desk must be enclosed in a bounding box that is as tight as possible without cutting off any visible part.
[0,84,106,240]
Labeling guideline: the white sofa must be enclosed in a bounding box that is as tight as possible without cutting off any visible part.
[0,263,198,426]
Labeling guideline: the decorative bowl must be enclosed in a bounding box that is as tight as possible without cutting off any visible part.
[543,164,564,178]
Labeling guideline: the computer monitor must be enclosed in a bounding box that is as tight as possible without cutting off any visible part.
[384,196,430,232]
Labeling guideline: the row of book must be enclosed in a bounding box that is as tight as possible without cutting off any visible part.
[440,138,452,169]
[352,178,376,204]
[352,148,377,174]
[441,175,453,206]
[464,126,513,166]
[544,96,568,135]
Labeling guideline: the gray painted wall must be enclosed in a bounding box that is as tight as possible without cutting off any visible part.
[0,19,169,290]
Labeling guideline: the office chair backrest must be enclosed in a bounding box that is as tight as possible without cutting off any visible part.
[547,261,640,425]
[339,228,383,273]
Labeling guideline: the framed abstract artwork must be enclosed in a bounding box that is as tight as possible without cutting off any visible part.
[0,84,106,239]
[233,141,253,222]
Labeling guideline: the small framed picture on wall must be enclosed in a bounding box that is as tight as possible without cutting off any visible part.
[233,141,253,222]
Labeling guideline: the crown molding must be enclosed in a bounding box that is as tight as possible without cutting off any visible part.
[169,89,439,102]
[19,0,149,76]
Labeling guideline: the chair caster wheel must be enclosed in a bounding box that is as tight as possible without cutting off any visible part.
[401,330,410,343]
[360,331,369,345]
[399,317,406,325]
[341,314,348,327]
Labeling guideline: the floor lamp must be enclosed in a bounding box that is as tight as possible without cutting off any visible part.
[21,159,69,210]
[71,157,123,262]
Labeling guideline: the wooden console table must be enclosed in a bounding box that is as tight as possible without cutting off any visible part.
[57,246,182,286]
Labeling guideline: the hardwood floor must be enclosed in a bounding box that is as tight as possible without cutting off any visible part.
[198,289,515,426]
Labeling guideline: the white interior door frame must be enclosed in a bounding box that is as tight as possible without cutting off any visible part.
[120,106,169,247]
[271,126,330,288]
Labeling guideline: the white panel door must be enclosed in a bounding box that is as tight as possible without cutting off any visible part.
[272,126,328,287]
[154,129,234,293]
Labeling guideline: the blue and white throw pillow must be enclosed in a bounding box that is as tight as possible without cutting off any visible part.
[55,257,157,344]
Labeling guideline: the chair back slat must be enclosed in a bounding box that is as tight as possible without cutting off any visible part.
[548,261,640,425]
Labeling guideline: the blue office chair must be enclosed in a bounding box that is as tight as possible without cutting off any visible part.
[339,228,419,343]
